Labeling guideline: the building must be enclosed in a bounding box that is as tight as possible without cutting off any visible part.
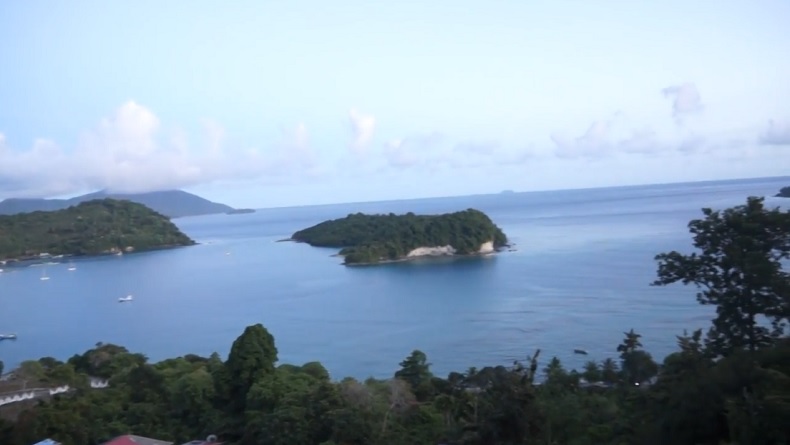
[180,435,222,445]
[101,435,174,445]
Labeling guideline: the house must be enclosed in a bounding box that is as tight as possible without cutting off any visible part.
[101,435,174,445]
[180,435,222,445]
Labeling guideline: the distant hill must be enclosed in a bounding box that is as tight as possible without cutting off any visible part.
[0,190,234,218]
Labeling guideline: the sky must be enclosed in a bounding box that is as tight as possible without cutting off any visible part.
[0,0,789,208]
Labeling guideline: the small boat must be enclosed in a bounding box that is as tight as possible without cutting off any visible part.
[0,333,17,340]
[573,349,588,355]
[67,262,76,271]
[40,269,50,281]
[118,295,133,303]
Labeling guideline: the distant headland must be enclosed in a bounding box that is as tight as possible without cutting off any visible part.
[289,208,509,265]
[0,199,195,263]
[776,186,790,198]
[0,189,239,219]
[226,208,256,215]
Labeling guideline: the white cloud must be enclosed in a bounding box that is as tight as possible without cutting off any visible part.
[0,101,320,198]
[382,132,444,169]
[759,119,790,145]
[661,83,704,123]
[551,120,612,159]
[348,108,376,155]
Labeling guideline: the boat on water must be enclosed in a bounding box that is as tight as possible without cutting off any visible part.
[67,262,76,271]
[40,269,50,281]
[573,348,589,355]
[118,295,133,303]
[0,333,17,340]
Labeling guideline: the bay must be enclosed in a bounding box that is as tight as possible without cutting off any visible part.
[1,176,788,379]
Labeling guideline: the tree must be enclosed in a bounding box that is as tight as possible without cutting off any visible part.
[617,330,658,385]
[653,196,790,356]
[0,359,4,376]
[222,324,279,416]
[394,350,433,400]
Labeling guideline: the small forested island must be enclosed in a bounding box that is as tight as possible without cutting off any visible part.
[0,197,788,445]
[776,186,790,198]
[0,199,194,261]
[226,208,256,215]
[290,208,508,265]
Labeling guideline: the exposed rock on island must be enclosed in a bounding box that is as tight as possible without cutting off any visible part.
[290,208,508,265]
[0,199,195,262]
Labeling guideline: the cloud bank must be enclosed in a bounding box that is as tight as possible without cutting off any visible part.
[0,82,784,200]
[0,101,315,198]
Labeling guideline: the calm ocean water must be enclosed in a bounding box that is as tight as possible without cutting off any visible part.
[1,177,788,379]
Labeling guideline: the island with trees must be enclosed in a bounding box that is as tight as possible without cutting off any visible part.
[290,208,509,265]
[776,186,790,198]
[0,199,195,262]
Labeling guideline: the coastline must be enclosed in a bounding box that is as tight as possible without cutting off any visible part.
[343,249,502,267]
[0,242,197,268]
[278,237,515,267]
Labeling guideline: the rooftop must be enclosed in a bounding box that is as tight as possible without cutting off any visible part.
[101,435,174,445]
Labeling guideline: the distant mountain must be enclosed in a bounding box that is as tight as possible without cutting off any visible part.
[0,190,234,218]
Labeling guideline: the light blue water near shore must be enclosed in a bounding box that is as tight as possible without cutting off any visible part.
[1,176,788,379]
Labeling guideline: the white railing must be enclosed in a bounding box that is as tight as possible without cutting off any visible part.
[0,377,110,407]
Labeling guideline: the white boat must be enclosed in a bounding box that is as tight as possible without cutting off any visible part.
[118,295,133,303]
[67,262,76,271]
[40,269,50,281]
[0,333,17,340]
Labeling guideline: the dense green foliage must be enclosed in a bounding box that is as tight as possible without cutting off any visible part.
[777,186,790,198]
[0,196,788,445]
[0,199,195,260]
[291,209,508,264]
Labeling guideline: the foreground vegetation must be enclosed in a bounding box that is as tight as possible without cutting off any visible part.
[291,209,508,264]
[0,196,788,445]
[0,199,195,261]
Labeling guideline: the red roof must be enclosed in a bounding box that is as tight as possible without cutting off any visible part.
[102,435,173,445]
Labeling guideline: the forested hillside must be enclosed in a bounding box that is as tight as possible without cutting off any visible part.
[0,199,195,260]
[291,208,508,264]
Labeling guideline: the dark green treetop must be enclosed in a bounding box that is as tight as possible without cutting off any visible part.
[653,196,790,356]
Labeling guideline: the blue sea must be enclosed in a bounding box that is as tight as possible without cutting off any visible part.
[1,177,788,379]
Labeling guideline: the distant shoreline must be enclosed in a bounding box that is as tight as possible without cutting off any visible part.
[276,237,516,266]
[342,249,503,267]
[0,243,196,268]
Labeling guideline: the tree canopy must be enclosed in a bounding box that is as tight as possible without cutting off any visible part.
[291,208,508,264]
[0,199,195,261]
